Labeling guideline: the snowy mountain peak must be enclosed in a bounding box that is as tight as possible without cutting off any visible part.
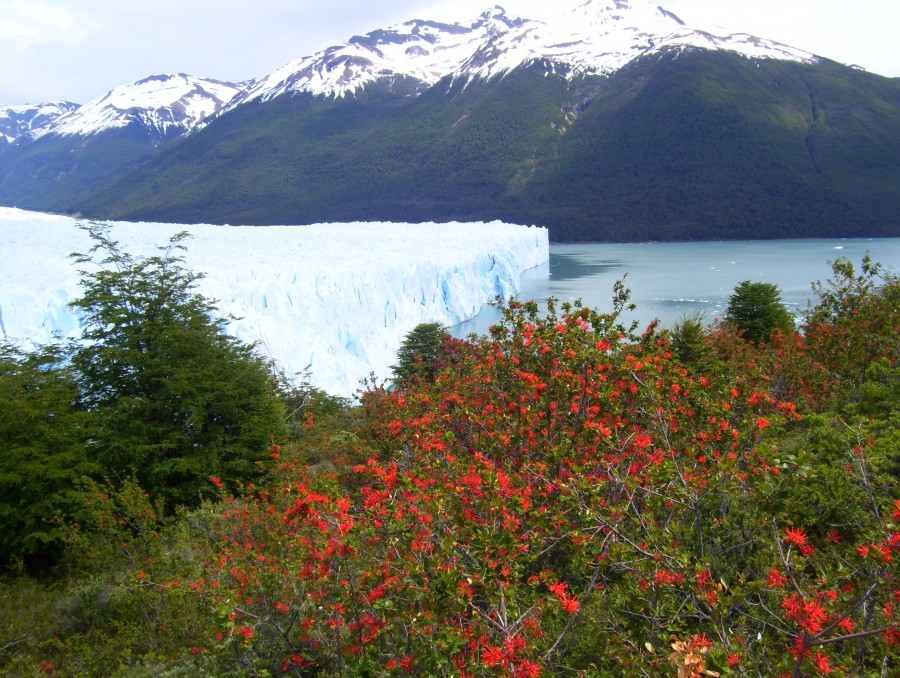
[5,1,821,144]
[233,0,816,103]
[35,73,243,140]
[0,101,79,144]
[459,0,815,81]
[229,8,539,104]
[478,5,507,20]
[476,6,526,33]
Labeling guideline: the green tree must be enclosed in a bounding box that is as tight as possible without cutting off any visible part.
[669,310,711,366]
[392,322,450,384]
[0,342,94,569]
[804,255,899,402]
[724,280,795,342]
[68,223,287,510]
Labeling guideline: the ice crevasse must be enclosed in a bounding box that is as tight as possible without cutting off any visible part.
[0,208,549,396]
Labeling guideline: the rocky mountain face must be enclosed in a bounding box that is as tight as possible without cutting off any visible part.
[0,74,242,212]
[0,102,79,145]
[35,74,244,141]
[2,0,898,241]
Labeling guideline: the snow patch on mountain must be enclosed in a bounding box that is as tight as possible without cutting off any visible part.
[34,74,243,139]
[6,1,822,138]
[0,208,548,397]
[234,0,817,102]
[230,9,523,105]
[460,1,817,81]
[0,101,79,144]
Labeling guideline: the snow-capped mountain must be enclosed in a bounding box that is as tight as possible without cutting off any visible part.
[463,0,815,80]
[229,8,527,105]
[34,74,244,141]
[0,102,79,145]
[3,0,898,242]
[231,0,816,104]
[0,75,246,213]
[1,1,821,139]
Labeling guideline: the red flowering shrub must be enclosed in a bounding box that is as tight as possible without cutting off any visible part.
[17,264,894,677]
[142,292,895,676]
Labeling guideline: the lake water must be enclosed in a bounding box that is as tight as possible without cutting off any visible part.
[452,238,900,337]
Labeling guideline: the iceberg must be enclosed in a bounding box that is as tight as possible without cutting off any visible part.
[0,208,549,396]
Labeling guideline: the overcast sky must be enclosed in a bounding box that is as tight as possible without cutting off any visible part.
[2,0,898,105]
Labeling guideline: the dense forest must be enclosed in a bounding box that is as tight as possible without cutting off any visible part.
[77,51,900,242]
[4,50,900,242]
[0,229,897,676]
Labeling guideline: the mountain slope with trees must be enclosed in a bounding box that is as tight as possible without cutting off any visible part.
[74,50,900,241]
[2,0,899,241]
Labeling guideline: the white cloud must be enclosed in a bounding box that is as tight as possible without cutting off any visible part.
[666,0,900,73]
[0,0,99,48]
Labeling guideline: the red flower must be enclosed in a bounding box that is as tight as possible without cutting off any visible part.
[766,568,788,588]
[837,616,855,633]
[561,596,580,613]
[482,645,506,667]
[811,650,833,674]
[784,527,810,550]
[548,581,568,598]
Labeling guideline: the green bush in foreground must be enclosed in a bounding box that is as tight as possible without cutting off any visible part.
[69,223,288,511]
[0,342,94,568]
[391,321,450,384]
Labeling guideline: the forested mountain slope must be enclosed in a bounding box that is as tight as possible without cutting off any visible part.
[79,50,900,241]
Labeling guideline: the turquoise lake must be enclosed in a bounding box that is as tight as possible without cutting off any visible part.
[452,238,900,337]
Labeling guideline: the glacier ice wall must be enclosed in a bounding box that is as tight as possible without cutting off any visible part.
[0,208,549,396]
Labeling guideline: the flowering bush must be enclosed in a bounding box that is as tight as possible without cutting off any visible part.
[135,289,894,676]
[4,260,896,677]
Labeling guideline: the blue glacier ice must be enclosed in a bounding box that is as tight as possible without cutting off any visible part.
[0,208,549,396]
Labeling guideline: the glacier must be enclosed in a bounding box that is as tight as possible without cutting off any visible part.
[0,208,548,397]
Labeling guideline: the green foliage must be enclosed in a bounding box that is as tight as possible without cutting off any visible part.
[68,223,287,510]
[804,254,899,403]
[0,342,95,568]
[1,262,898,675]
[0,573,66,673]
[274,368,352,435]
[725,280,795,342]
[272,367,363,471]
[0,479,226,676]
[669,310,712,366]
[391,321,450,383]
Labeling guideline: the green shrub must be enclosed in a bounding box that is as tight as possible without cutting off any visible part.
[725,280,795,342]
[69,223,287,510]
